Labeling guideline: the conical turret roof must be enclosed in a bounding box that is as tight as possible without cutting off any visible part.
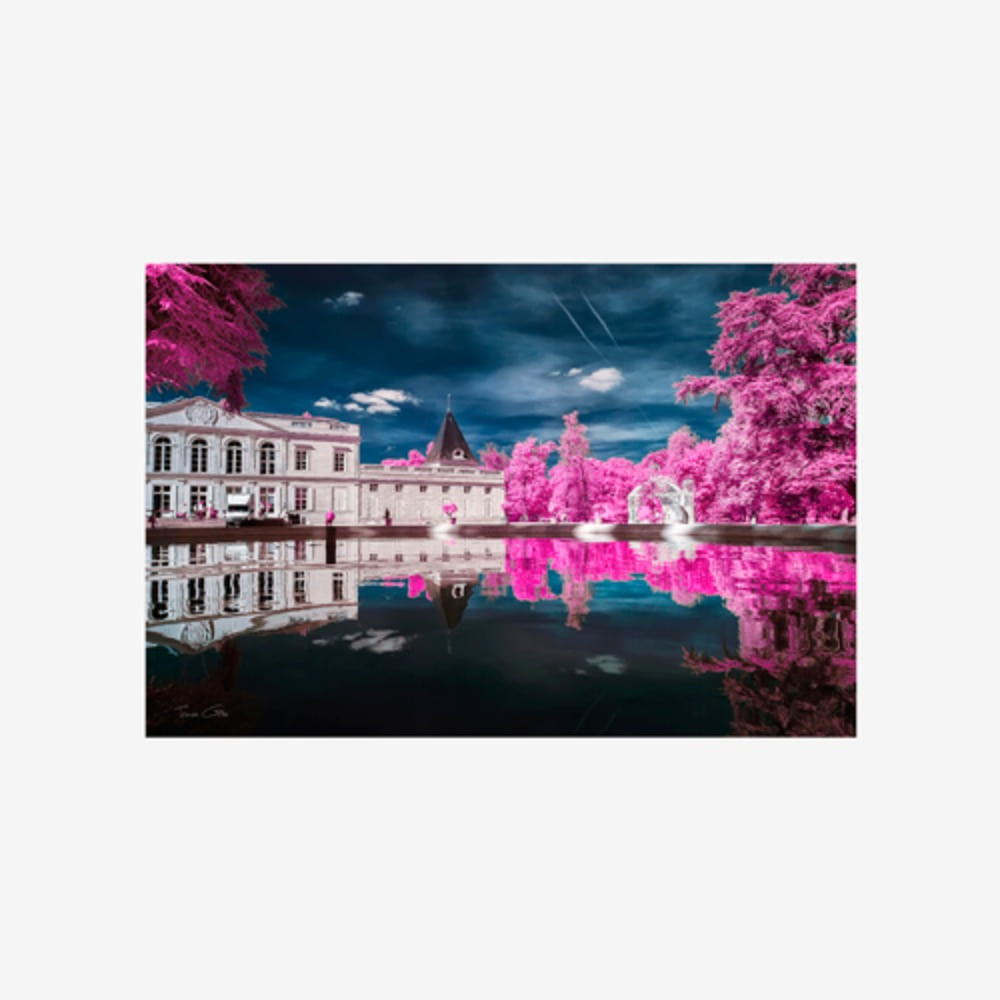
[427,403,478,465]
[424,575,477,631]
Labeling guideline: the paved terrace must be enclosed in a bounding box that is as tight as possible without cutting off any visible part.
[146,521,855,554]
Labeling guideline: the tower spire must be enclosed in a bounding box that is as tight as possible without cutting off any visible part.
[427,399,477,464]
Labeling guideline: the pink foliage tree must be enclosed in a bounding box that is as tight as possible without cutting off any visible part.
[586,456,638,522]
[676,264,856,523]
[549,411,591,522]
[146,264,283,412]
[381,449,428,468]
[480,443,511,471]
[502,437,556,522]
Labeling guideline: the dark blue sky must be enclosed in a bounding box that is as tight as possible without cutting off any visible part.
[177,264,778,463]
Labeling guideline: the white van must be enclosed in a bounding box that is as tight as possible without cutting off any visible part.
[225,493,253,526]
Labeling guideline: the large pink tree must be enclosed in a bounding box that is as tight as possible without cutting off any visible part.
[676,264,856,523]
[146,264,283,412]
[586,456,638,522]
[503,437,556,522]
[549,411,592,522]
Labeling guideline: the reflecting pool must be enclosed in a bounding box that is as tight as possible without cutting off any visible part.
[146,535,856,737]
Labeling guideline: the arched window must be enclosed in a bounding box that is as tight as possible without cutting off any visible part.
[153,436,172,472]
[190,438,208,473]
[259,442,276,475]
[225,441,243,475]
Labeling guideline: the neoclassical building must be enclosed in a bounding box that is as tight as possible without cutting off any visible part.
[145,396,505,524]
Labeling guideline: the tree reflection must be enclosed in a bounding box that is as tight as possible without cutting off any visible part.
[468,538,856,736]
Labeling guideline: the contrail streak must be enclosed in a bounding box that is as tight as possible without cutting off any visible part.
[551,293,611,364]
[581,293,621,349]
[552,292,662,443]
[577,294,661,441]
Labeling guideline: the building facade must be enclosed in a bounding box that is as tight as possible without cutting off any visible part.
[146,396,505,524]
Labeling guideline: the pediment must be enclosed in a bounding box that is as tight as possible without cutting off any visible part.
[146,397,278,435]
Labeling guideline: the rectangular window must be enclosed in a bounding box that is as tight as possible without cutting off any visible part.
[294,488,309,512]
[294,539,307,561]
[292,420,312,428]
[190,442,208,473]
[259,447,276,475]
[223,573,242,612]
[258,487,276,513]
[257,571,274,609]
[332,572,344,602]
[368,483,378,492]
[149,580,169,618]
[369,552,379,561]
[226,446,243,475]
[151,545,170,567]
[442,485,450,493]
[334,451,346,472]
[394,484,403,493]
[187,577,206,615]
[153,439,172,472]
[293,570,307,604]
[295,448,308,471]
[189,485,209,512]
[463,486,471,494]
[152,485,172,513]
[419,552,428,563]
[485,487,492,494]
[394,553,404,563]
[189,543,207,566]
[419,485,427,493]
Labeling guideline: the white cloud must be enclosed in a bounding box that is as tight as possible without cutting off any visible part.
[580,367,624,392]
[347,387,419,415]
[371,388,419,405]
[549,370,561,376]
[314,397,340,409]
[323,291,365,309]
[567,367,583,376]
[343,402,364,412]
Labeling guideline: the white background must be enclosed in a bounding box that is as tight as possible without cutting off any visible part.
[4,2,996,998]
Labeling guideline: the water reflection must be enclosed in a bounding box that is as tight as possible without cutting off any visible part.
[146,535,855,736]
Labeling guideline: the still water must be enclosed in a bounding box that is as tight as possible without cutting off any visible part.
[146,535,856,737]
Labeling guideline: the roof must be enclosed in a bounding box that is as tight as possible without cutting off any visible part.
[426,407,478,465]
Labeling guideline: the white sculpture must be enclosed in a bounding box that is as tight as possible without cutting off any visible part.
[627,476,695,524]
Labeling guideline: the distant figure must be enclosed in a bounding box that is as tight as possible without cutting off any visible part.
[325,510,335,526]
[384,507,392,526]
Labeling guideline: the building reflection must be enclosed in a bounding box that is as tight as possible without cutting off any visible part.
[146,535,504,653]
